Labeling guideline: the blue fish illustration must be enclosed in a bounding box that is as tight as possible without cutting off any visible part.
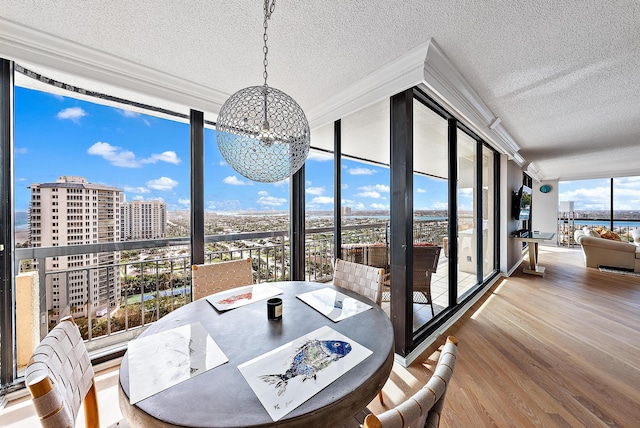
[260,339,352,395]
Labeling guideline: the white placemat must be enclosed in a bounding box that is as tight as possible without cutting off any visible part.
[296,288,372,322]
[128,322,228,404]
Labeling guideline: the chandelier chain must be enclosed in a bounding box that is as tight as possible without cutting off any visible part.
[263,0,276,86]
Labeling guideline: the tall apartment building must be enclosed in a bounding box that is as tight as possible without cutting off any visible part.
[120,196,167,240]
[29,176,121,325]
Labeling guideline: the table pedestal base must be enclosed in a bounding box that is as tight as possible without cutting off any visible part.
[523,266,545,276]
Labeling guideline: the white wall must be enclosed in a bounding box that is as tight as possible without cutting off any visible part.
[501,156,526,273]
[532,179,559,244]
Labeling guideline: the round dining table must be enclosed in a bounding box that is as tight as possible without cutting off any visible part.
[118,281,394,428]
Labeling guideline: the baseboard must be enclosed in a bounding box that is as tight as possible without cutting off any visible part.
[395,273,504,367]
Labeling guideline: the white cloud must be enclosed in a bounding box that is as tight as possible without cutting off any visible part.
[14,147,28,155]
[118,109,140,118]
[459,188,473,196]
[207,199,241,212]
[258,190,268,196]
[88,142,138,167]
[219,161,227,166]
[349,167,376,175]
[342,184,349,189]
[355,191,381,198]
[341,199,365,210]
[306,186,325,195]
[311,196,334,204]
[417,188,426,193]
[146,176,178,191]
[307,151,333,162]
[132,195,144,201]
[257,195,287,206]
[142,151,181,165]
[178,198,190,206]
[370,203,389,210]
[87,142,182,168]
[223,176,252,186]
[273,177,289,187]
[431,201,448,210]
[123,186,150,194]
[359,184,389,193]
[56,107,87,123]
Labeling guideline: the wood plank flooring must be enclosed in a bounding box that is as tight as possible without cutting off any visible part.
[367,245,640,427]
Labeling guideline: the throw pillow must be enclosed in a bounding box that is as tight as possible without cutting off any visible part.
[598,229,622,241]
[583,227,600,238]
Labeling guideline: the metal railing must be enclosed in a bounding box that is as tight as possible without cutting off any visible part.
[14,220,447,352]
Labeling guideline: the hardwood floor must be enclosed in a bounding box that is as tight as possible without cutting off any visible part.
[5,245,639,427]
[367,245,640,427]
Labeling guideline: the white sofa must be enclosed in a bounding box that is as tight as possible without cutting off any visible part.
[574,229,640,272]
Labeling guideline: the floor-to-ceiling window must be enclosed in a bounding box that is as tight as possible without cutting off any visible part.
[413,98,449,331]
[339,100,391,300]
[481,144,497,280]
[613,176,640,241]
[559,177,640,242]
[11,65,192,379]
[456,129,477,297]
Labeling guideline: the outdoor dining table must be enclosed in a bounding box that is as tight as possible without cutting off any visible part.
[118,280,394,428]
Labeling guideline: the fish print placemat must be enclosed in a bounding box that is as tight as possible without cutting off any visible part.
[206,283,283,311]
[128,322,228,404]
[237,325,372,421]
[296,288,373,322]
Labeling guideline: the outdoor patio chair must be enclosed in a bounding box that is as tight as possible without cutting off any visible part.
[191,258,254,300]
[333,258,385,306]
[383,244,442,316]
[25,316,126,428]
[364,336,459,428]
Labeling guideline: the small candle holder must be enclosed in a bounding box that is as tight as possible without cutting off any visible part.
[267,297,283,320]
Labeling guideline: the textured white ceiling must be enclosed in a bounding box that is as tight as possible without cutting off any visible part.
[2,0,639,181]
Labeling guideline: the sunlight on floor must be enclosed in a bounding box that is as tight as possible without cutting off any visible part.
[1,366,123,428]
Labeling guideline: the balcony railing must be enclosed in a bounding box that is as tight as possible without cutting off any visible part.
[14,219,448,367]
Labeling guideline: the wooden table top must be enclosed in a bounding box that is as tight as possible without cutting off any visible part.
[118,281,394,428]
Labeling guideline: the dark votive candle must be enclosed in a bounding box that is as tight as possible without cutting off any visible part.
[267,297,283,320]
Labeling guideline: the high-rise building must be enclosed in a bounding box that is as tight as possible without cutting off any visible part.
[120,197,167,240]
[28,176,121,325]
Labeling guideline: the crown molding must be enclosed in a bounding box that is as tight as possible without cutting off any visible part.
[0,17,227,118]
[421,39,521,158]
[307,38,526,168]
[307,40,431,129]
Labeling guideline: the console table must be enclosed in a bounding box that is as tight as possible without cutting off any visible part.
[512,232,556,276]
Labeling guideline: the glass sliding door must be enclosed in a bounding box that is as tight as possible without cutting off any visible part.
[481,145,497,280]
[413,99,449,331]
[304,146,335,282]
[456,129,477,297]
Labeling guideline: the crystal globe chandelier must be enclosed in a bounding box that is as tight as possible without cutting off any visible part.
[216,0,310,183]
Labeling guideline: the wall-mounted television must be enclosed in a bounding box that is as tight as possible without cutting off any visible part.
[513,185,532,221]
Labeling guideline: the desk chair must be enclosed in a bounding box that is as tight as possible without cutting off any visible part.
[333,258,385,306]
[364,336,459,428]
[25,316,126,428]
[191,258,254,300]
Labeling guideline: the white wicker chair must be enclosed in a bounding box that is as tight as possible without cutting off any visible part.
[25,316,126,428]
[191,258,254,300]
[333,258,385,306]
[364,336,459,428]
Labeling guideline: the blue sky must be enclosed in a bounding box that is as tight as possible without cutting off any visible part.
[14,86,451,213]
[559,177,640,211]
